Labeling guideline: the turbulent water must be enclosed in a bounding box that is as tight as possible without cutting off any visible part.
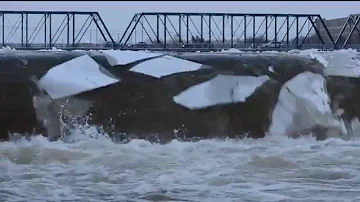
[1,129,360,202]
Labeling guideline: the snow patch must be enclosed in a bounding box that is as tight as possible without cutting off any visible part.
[173,75,270,109]
[324,66,360,78]
[38,47,66,52]
[298,49,329,68]
[220,48,243,53]
[293,49,360,78]
[322,50,360,78]
[39,55,119,99]
[269,71,344,136]
[0,46,17,52]
[101,50,163,66]
[129,55,203,78]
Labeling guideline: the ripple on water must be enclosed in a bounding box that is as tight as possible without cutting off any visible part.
[1,134,360,201]
[247,155,297,169]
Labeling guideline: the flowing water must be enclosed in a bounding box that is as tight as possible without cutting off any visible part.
[1,127,360,202]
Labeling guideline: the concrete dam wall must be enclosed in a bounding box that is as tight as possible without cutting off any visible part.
[0,48,359,143]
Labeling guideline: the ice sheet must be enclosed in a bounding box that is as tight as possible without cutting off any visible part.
[173,75,270,109]
[269,71,343,136]
[39,55,120,99]
[130,55,203,78]
[101,50,163,66]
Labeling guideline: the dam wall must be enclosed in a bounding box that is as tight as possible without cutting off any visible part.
[0,48,359,143]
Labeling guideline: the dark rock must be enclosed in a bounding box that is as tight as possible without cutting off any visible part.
[0,64,39,140]
[326,76,360,139]
[0,50,328,143]
[326,76,360,120]
[176,52,323,83]
[0,51,84,140]
[76,53,319,143]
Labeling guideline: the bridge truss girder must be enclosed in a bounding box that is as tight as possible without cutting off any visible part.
[119,12,337,50]
[331,14,360,49]
[0,10,115,49]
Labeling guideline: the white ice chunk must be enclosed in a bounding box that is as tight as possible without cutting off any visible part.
[351,118,360,135]
[269,71,343,136]
[37,47,66,52]
[0,46,17,52]
[268,66,275,73]
[324,66,360,78]
[309,51,329,68]
[39,55,119,99]
[130,55,203,78]
[220,48,243,53]
[101,50,163,66]
[295,49,360,78]
[173,75,270,109]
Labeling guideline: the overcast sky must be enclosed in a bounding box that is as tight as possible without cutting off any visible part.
[0,1,358,44]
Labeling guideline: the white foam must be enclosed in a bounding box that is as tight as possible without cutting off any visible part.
[39,55,119,99]
[101,50,163,66]
[269,71,344,136]
[129,55,203,78]
[173,75,270,109]
[2,130,359,201]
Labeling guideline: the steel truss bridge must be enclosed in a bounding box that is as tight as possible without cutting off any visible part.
[1,10,360,51]
[0,11,115,50]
